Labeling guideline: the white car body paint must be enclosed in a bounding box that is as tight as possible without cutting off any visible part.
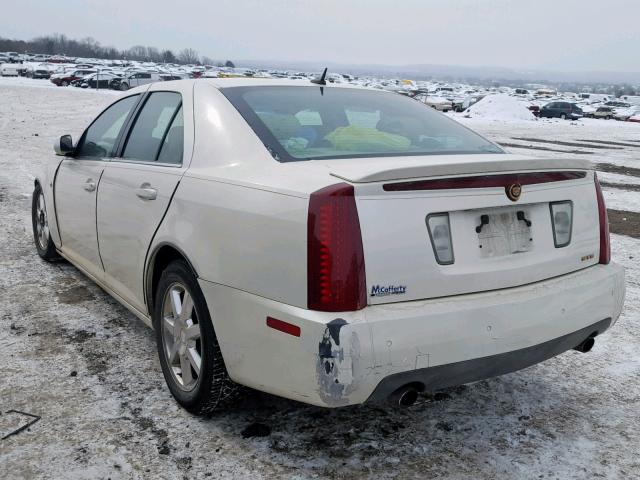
[36,78,626,407]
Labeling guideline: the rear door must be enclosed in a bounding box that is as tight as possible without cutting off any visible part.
[54,94,141,278]
[97,88,191,313]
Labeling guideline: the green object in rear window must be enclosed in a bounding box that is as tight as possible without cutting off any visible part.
[325,125,411,152]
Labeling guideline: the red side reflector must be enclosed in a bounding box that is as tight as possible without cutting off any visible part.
[383,171,586,192]
[594,173,611,264]
[266,317,301,337]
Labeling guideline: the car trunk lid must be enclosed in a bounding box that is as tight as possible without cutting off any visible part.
[335,154,599,305]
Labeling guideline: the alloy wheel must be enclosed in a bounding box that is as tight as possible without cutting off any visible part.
[35,192,50,250]
[161,283,202,391]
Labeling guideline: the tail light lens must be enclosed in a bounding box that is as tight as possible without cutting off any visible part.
[307,183,366,311]
[594,173,611,264]
[549,201,573,248]
[426,213,454,264]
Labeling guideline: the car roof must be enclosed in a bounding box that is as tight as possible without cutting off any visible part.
[125,77,381,96]
[204,77,368,89]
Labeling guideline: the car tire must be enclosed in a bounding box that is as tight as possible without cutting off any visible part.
[154,260,239,415]
[119,83,129,91]
[31,184,60,261]
[61,80,68,87]
[560,113,567,120]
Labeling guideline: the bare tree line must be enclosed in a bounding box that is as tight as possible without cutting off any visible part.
[0,33,235,67]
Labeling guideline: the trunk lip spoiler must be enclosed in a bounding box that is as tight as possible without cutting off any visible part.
[329,156,592,183]
[382,171,587,192]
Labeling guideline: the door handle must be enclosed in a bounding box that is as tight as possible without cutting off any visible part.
[83,179,96,192]
[135,183,157,200]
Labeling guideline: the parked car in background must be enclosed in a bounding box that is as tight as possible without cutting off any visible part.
[110,72,162,90]
[27,65,53,79]
[159,74,187,81]
[5,52,20,62]
[33,79,624,414]
[604,101,630,108]
[613,106,638,121]
[50,69,97,86]
[628,114,640,123]
[84,72,121,89]
[539,101,583,120]
[1,63,21,76]
[528,105,541,117]
[413,93,453,112]
[593,106,615,120]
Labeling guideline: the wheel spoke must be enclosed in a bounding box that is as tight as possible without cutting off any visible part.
[38,194,45,212]
[39,227,48,246]
[179,291,194,322]
[170,288,182,318]
[187,347,201,375]
[180,353,193,385]
[163,315,176,338]
[184,323,200,341]
[168,340,180,364]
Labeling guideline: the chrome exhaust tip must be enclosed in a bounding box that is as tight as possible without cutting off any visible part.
[573,336,595,353]
[389,385,420,407]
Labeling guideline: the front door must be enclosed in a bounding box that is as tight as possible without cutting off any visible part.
[55,94,141,277]
[97,91,185,312]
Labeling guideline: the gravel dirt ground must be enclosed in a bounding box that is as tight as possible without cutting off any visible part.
[1,79,639,480]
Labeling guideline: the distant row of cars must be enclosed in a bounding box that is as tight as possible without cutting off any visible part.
[0,61,189,91]
[529,101,640,122]
[51,70,186,90]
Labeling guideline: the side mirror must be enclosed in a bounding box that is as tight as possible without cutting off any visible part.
[54,135,74,156]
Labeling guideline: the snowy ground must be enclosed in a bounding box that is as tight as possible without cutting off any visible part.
[1,77,639,480]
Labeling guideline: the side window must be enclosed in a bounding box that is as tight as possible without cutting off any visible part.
[122,92,182,163]
[140,73,151,79]
[76,94,140,159]
[157,107,184,164]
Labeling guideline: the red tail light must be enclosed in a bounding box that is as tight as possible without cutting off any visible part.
[594,173,611,264]
[307,183,366,311]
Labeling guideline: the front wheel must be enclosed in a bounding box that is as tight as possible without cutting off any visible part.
[154,260,239,414]
[32,184,60,261]
[119,83,129,91]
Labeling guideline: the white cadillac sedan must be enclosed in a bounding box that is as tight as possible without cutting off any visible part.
[33,78,625,413]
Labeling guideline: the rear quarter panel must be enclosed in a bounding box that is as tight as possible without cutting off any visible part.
[151,176,309,308]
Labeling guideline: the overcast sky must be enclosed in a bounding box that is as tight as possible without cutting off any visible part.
[3,0,639,72]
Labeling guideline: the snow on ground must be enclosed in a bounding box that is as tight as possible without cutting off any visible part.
[603,188,640,213]
[462,94,536,122]
[1,79,639,480]
[598,171,640,186]
[0,75,121,95]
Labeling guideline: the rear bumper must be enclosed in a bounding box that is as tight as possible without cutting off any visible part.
[199,263,625,408]
[367,317,610,402]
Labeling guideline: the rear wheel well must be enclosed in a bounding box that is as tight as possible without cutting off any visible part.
[147,245,196,314]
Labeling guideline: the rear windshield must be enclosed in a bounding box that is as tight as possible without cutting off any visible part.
[221,86,503,162]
